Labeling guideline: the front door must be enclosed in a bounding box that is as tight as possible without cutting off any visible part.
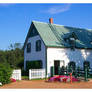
[54,60,60,75]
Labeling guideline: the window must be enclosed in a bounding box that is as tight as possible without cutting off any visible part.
[28,28,39,38]
[69,37,76,46]
[27,43,31,53]
[36,40,41,51]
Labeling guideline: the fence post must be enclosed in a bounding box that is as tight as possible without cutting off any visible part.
[41,70,43,79]
[50,66,54,77]
[29,69,32,80]
[84,67,88,81]
[19,70,21,80]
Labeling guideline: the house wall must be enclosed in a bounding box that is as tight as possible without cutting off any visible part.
[47,47,92,77]
[24,35,46,70]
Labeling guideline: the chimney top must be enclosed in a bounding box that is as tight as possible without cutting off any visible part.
[49,18,53,24]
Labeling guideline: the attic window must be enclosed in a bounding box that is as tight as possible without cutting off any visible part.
[32,29,35,34]
[29,28,39,38]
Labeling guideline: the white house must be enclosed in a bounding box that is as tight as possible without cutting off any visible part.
[23,18,92,77]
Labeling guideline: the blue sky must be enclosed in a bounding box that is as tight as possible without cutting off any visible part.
[0,3,92,50]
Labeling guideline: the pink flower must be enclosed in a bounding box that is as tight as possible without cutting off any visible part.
[10,78,16,82]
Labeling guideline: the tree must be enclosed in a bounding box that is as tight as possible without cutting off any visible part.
[0,43,24,69]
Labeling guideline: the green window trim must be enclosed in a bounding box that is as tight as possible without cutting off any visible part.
[36,40,41,52]
[27,43,31,53]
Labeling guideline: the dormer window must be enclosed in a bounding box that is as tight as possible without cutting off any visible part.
[69,37,76,50]
[70,37,75,41]
[64,32,78,50]
[36,40,41,51]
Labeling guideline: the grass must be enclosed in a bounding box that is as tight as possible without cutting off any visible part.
[30,78,48,81]
[22,76,29,80]
[22,76,47,80]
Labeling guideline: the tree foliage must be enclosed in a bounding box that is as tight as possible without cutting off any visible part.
[0,43,24,69]
[0,62,13,84]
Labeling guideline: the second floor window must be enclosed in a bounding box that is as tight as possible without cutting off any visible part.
[36,40,41,51]
[27,43,31,53]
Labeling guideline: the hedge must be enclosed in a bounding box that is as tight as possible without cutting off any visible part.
[26,60,42,70]
[0,63,13,84]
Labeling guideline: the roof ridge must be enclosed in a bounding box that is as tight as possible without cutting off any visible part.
[32,20,92,31]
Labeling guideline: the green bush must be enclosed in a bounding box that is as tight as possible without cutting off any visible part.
[0,63,13,84]
[21,60,43,76]
[17,57,24,69]
[83,61,90,70]
[26,60,42,69]
[21,68,28,76]
[68,61,76,70]
[26,60,42,71]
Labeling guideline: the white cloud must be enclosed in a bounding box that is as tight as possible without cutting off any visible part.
[45,4,71,14]
[0,3,14,7]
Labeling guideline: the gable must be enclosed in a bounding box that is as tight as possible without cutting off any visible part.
[28,28,39,38]
[23,22,39,49]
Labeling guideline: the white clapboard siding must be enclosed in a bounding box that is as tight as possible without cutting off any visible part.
[11,69,21,80]
[29,69,45,80]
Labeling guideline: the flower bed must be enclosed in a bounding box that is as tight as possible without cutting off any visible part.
[48,75,79,82]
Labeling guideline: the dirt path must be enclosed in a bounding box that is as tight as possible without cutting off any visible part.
[0,80,92,89]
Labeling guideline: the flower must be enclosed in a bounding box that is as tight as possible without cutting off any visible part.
[10,78,16,82]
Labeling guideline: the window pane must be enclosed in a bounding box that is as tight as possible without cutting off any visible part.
[27,43,31,53]
[36,40,41,51]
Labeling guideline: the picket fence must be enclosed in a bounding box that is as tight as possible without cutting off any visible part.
[11,69,21,80]
[29,69,45,80]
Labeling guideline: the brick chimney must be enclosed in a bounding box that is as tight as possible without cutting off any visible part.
[49,18,53,24]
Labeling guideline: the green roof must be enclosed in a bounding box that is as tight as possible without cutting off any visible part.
[24,21,92,49]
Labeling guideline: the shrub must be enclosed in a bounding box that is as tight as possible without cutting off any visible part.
[21,68,28,76]
[17,57,24,69]
[0,63,13,84]
[60,66,66,75]
[26,60,42,70]
[24,60,42,76]
[68,61,76,70]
